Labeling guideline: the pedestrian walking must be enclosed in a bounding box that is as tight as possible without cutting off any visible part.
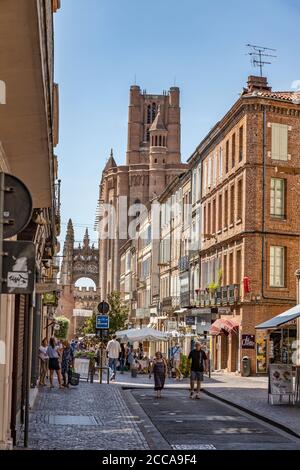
[188,341,208,399]
[152,351,167,398]
[61,340,74,388]
[119,343,126,374]
[47,337,63,389]
[106,335,121,381]
[38,338,49,386]
[171,342,183,380]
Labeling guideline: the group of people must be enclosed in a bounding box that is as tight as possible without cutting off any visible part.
[106,336,208,399]
[38,337,75,389]
[105,335,148,380]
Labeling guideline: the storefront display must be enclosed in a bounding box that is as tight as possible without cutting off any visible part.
[256,332,267,373]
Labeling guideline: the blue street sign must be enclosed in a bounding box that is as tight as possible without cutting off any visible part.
[96,314,109,329]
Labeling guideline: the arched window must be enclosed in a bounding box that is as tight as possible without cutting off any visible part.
[146,129,150,142]
[155,135,158,146]
[159,135,162,146]
[147,105,151,124]
[152,102,156,120]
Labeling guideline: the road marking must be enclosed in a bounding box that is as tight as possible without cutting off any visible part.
[172,444,216,450]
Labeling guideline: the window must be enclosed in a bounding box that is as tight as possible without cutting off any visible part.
[229,184,235,225]
[203,205,206,235]
[237,179,243,220]
[225,140,229,173]
[270,246,285,287]
[207,202,211,235]
[224,190,228,227]
[213,153,217,186]
[239,126,244,162]
[219,147,223,178]
[218,193,222,231]
[229,252,234,284]
[236,249,242,284]
[192,169,197,204]
[232,133,236,168]
[270,178,285,218]
[207,158,212,188]
[212,199,216,234]
[223,254,227,285]
[271,123,288,161]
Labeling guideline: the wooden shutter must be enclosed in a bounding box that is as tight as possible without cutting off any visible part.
[271,123,288,160]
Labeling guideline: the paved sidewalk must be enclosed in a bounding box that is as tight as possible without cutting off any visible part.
[26,382,149,450]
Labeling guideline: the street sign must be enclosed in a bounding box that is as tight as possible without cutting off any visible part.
[186,316,196,326]
[35,283,61,294]
[97,301,110,314]
[217,307,231,315]
[96,314,109,329]
[1,173,32,239]
[1,241,35,294]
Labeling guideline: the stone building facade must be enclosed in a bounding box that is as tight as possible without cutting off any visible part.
[97,86,187,300]
[59,221,100,338]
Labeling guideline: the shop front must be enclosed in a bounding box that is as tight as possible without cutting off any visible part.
[209,318,240,373]
[256,304,300,369]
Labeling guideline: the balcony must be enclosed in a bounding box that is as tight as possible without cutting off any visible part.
[178,255,189,272]
[171,296,180,308]
[161,297,172,308]
[200,284,240,308]
[180,291,190,308]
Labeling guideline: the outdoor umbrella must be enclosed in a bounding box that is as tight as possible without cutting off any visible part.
[116,327,168,342]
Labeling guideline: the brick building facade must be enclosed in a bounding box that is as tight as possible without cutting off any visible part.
[97,86,186,300]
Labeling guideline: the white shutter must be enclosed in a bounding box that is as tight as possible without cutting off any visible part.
[271,124,288,161]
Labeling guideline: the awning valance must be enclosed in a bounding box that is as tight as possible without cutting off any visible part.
[209,318,239,336]
[255,304,300,330]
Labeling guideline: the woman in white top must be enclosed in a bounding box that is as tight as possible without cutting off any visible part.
[38,338,49,386]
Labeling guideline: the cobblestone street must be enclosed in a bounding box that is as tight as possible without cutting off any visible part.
[26,383,149,450]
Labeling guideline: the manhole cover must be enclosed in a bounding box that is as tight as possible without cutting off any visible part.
[48,415,97,426]
[172,444,216,450]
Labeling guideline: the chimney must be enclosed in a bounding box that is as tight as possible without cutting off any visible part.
[247,75,272,92]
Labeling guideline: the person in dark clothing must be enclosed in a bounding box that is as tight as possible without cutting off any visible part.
[188,342,208,399]
[61,340,74,388]
[152,351,167,398]
[119,343,126,374]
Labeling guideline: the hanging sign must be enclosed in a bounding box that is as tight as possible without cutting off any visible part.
[1,241,35,294]
[241,334,255,349]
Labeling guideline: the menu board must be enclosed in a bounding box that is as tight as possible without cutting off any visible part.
[269,364,293,395]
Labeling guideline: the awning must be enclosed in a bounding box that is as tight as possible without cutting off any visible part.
[116,327,169,342]
[255,304,300,330]
[209,318,239,336]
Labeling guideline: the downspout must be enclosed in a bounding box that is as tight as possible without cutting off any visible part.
[261,105,267,299]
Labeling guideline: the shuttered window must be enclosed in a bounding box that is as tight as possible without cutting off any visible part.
[270,178,285,218]
[270,246,285,287]
[271,123,288,161]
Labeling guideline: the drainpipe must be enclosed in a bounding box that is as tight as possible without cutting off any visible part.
[261,105,267,300]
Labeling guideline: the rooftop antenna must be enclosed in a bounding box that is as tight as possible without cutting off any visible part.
[246,44,277,77]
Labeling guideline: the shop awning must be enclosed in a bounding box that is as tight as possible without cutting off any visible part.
[209,318,239,336]
[255,304,300,330]
[116,327,169,342]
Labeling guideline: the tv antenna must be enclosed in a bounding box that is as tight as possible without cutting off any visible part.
[246,44,277,77]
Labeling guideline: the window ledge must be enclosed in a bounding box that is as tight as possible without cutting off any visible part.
[270,216,286,221]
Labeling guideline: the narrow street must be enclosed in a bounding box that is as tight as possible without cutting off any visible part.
[25,376,300,451]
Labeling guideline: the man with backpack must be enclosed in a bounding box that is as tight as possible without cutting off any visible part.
[188,341,208,399]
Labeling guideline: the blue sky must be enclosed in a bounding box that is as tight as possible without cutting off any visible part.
[54,0,300,249]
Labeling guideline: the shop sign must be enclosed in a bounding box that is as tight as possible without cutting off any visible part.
[191,308,211,315]
[167,321,177,330]
[43,292,57,306]
[268,364,293,396]
[218,307,231,315]
[186,316,195,326]
[241,334,255,349]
